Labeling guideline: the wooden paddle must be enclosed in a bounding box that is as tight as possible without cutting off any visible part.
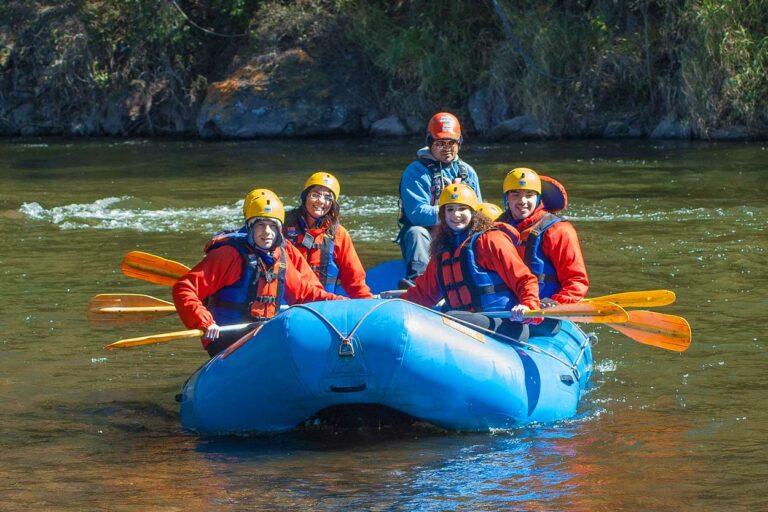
[380,289,676,308]
[484,301,629,324]
[607,310,691,352]
[121,251,189,287]
[87,294,177,327]
[104,322,257,350]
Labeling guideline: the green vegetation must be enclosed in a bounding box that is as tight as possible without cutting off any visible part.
[1,0,766,136]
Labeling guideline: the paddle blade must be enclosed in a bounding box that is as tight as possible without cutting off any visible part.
[527,301,629,323]
[104,329,204,350]
[584,290,676,308]
[121,251,190,287]
[607,310,691,352]
[87,294,176,327]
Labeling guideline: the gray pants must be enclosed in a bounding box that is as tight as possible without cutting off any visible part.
[398,225,432,280]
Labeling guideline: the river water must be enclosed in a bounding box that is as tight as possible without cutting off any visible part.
[1,138,766,511]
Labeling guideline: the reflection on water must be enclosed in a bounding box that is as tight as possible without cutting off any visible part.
[1,138,767,510]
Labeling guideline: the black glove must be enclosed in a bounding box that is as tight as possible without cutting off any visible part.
[540,297,559,309]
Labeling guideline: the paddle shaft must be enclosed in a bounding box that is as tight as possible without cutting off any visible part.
[484,301,628,323]
[104,322,258,350]
[99,306,176,313]
[379,289,675,309]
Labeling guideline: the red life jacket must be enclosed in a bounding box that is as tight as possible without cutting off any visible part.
[436,224,521,312]
[283,209,340,292]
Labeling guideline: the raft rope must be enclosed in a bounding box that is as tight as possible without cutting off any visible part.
[292,299,594,380]
[403,300,594,380]
[290,300,399,357]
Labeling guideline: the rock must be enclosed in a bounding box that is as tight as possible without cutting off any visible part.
[709,125,749,140]
[404,116,424,134]
[196,48,373,138]
[369,116,408,137]
[487,115,547,142]
[603,120,643,138]
[468,87,510,134]
[650,115,691,139]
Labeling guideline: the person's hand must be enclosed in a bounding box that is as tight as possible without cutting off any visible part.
[203,323,221,340]
[539,297,559,309]
[508,304,530,322]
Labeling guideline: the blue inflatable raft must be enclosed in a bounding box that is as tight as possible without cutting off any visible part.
[179,298,594,435]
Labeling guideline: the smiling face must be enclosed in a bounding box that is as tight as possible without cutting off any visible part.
[430,139,459,164]
[248,218,280,250]
[505,189,539,220]
[304,185,334,219]
[443,204,473,232]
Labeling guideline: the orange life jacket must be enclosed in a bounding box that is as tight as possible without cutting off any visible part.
[436,224,520,312]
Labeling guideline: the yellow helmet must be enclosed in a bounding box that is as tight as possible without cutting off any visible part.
[503,167,542,194]
[437,183,480,211]
[243,189,285,223]
[303,171,340,200]
[242,188,279,218]
[477,202,503,219]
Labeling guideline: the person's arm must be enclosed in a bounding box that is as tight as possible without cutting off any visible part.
[172,245,243,329]
[400,161,439,226]
[543,222,589,304]
[399,259,443,307]
[476,230,540,310]
[283,243,346,304]
[333,225,373,299]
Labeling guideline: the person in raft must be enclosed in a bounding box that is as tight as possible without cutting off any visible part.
[400,183,540,340]
[496,167,589,306]
[397,112,482,288]
[282,171,373,299]
[173,189,346,357]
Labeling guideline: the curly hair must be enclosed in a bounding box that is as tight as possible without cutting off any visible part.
[430,208,494,258]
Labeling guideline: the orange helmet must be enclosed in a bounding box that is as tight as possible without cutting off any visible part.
[427,112,462,144]
[437,183,480,211]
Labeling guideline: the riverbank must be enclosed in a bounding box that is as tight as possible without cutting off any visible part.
[1,1,766,140]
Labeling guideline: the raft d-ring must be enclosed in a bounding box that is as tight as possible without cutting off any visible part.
[338,337,355,357]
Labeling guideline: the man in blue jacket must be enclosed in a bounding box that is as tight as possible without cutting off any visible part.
[397,112,482,287]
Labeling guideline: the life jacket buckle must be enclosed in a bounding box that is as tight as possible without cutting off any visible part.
[338,337,355,357]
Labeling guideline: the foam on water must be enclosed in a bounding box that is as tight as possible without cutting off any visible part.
[18,194,402,238]
[23,195,757,240]
[19,196,241,233]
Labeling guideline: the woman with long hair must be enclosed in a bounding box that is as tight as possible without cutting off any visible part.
[400,183,540,339]
[282,171,373,299]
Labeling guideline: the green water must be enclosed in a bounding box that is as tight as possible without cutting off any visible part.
[1,138,766,510]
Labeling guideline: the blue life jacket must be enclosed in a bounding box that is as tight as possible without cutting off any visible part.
[436,225,520,312]
[499,210,564,298]
[203,232,286,325]
[283,209,341,293]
